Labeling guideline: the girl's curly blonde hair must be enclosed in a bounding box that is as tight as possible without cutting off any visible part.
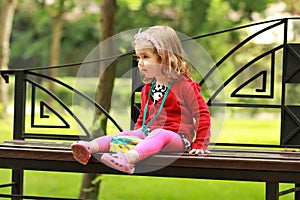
[134,26,191,84]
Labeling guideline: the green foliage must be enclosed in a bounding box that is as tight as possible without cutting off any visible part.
[11,2,51,66]
[61,14,99,64]
[226,0,278,19]
[10,0,100,69]
[9,0,280,78]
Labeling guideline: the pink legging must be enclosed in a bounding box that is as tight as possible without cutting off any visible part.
[91,128,185,161]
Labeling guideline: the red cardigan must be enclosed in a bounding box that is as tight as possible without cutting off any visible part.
[134,77,211,150]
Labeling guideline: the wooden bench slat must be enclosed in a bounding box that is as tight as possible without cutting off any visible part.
[1,142,300,174]
[206,150,300,160]
[4,140,72,149]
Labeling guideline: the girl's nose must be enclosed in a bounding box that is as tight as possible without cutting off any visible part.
[138,58,143,66]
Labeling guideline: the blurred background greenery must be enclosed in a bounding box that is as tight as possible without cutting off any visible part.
[6,0,298,71]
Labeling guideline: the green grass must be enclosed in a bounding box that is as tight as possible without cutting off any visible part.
[0,115,295,199]
[99,175,266,200]
[217,117,280,145]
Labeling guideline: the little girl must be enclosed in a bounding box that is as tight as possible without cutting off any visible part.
[71,25,211,174]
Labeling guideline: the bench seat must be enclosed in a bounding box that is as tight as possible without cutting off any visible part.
[1,140,300,184]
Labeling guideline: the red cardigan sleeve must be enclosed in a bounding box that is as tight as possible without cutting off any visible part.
[186,81,211,150]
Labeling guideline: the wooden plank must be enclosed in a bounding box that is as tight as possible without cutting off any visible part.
[4,140,72,149]
[0,148,300,183]
[1,142,300,173]
[211,148,300,160]
[0,145,73,161]
[140,153,300,173]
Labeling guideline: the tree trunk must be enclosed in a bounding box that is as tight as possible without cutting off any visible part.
[48,0,64,103]
[79,0,116,199]
[0,0,17,118]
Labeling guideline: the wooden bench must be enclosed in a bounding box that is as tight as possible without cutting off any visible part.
[1,17,300,199]
[0,140,300,199]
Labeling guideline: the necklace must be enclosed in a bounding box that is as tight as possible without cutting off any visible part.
[142,79,172,134]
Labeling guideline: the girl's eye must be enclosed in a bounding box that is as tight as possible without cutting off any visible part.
[134,55,140,62]
[135,55,150,61]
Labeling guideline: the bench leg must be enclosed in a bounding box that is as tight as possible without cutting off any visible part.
[266,182,279,200]
[11,169,23,200]
[295,184,300,200]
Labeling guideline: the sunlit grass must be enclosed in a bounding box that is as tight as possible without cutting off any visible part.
[218,117,280,145]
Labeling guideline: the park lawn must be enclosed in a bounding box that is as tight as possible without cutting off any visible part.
[0,116,295,199]
[0,172,294,200]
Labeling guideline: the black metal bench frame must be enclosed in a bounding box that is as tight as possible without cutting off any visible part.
[1,17,300,200]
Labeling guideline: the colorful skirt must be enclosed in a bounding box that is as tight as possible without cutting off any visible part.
[110,135,142,153]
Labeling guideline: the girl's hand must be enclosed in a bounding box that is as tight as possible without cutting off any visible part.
[188,148,210,155]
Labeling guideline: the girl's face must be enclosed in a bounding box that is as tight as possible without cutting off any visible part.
[135,42,162,80]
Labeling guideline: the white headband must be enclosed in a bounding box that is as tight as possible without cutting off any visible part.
[134,28,161,50]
